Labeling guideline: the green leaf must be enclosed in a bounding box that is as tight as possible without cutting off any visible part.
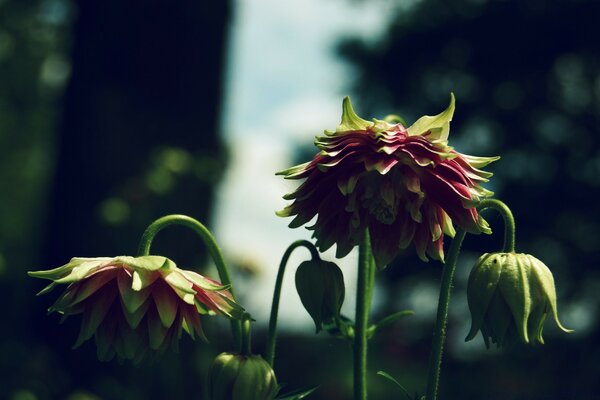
[367,310,414,339]
[376,371,414,400]
[275,385,319,400]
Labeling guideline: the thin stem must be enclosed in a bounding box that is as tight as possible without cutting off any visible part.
[265,240,319,367]
[477,198,516,253]
[240,314,252,355]
[425,229,467,400]
[136,214,241,349]
[354,230,374,400]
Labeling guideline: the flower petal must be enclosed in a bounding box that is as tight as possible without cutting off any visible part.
[407,93,455,143]
[465,253,502,342]
[152,280,179,328]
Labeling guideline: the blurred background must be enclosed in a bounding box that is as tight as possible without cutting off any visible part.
[1,0,599,399]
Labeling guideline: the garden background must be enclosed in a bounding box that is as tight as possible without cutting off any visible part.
[1,0,599,399]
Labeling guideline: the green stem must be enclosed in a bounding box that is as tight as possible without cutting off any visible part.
[425,229,467,400]
[137,214,241,349]
[265,240,320,367]
[476,198,516,252]
[425,199,517,399]
[240,313,252,355]
[354,230,374,400]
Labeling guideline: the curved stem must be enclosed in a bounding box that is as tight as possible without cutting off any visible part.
[354,230,374,400]
[425,229,467,400]
[265,240,320,367]
[137,214,241,349]
[240,313,252,355]
[477,198,516,253]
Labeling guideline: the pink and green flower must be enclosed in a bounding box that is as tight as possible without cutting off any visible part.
[29,256,245,363]
[277,95,499,269]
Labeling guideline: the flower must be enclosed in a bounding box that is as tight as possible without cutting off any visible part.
[277,94,499,268]
[295,259,345,332]
[465,252,572,348]
[208,352,279,400]
[28,256,245,363]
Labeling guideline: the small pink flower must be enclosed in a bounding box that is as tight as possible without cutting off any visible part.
[29,256,244,363]
[277,95,499,268]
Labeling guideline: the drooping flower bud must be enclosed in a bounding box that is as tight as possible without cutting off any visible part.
[295,259,345,332]
[208,352,278,400]
[465,252,572,347]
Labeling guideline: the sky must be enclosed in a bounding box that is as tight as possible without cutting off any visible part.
[214,0,398,328]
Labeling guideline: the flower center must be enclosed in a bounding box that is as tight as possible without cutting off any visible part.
[359,177,398,225]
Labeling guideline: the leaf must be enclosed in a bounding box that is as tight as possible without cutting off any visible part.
[376,371,414,400]
[275,384,319,400]
[367,310,415,339]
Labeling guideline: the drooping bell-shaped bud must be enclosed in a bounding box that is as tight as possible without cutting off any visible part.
[295,259,345,332]
[465,252,573,348]
[208,352,278,400]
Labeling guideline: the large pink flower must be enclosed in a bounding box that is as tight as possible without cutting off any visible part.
[29,256,245,363]
[277,95,499,269]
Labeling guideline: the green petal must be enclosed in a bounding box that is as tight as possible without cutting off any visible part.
[131,269,159,291]
[28,257,111,282]
[121,298,150,329]
[335,96,372,133]
[498,253,532,343]
[163,270,197,300]
[462,154,501,169]
[70,269,118,307]
[73,287,118,349]
[117,270,152,313]
[529,255,573,334]
[115,255,169,271]
[465,253,501,341]
[182,303,207,341]
[152,282,179,328]
[147,306,168,350]
[486,290,512,346]
[95,312,117,361]
[275,162,311,178]
[180,270,229,291]
[407,93,455,143]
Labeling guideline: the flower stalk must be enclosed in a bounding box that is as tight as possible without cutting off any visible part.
[424,229,466,400]
[266,240,320,367]
[137,214,242,350]
[354,230,375,400]
[425,198,516,399]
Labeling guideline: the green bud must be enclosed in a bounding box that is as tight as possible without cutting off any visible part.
[465,252,573,348]
[295,259,345,333]
[208,352,278,400]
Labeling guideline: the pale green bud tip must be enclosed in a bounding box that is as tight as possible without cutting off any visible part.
[208,352,279,400]
[466,252,572,348]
